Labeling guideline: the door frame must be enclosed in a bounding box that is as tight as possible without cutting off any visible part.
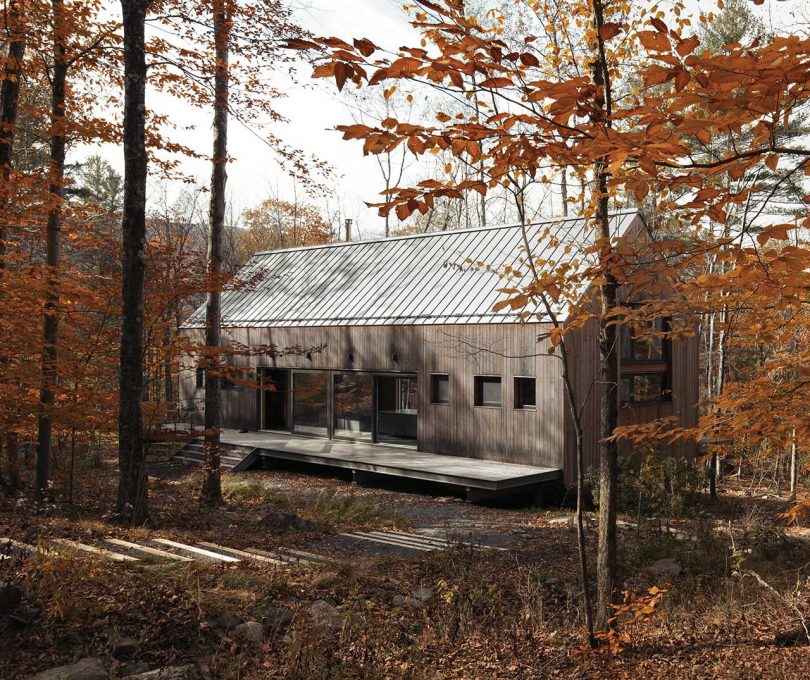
[257,367,293,433]
[373,372,418,448]
[256,367,418,447]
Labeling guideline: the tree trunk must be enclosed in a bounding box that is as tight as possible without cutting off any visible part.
[515,195,595,647]
[560,166,568,217]
[117,0,149,525]
[5,432,19,495]
[0,0,26,495]
[0,0,26,248]
[591,0,620,634]
[34,0,68,501]
[200,0,230,506]
[789,427,798,501]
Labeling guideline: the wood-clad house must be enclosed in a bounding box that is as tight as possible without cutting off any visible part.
[178,210,698,492]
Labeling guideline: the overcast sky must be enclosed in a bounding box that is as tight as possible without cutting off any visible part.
[80,0,421,239]
[78,0,801,239]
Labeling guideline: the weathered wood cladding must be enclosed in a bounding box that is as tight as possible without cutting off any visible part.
[180,320,698,484]
[562,317,699,485]
[179,323,565,470]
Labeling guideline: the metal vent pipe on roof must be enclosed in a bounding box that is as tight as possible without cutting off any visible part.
[345,218,352,242]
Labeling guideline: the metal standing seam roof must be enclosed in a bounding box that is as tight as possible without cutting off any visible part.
[183,210,640,329]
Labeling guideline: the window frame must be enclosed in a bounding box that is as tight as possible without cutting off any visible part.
[620,317,671,365]
[474,375,502,408]
[195,366,205,389]
[619,315,673,406]
[620,371,672,406]
[430,373,450,405]
[513,376,537,410]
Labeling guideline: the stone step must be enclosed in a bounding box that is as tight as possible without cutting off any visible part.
[340,531,435,552]
[196,541,287,564]
[105,538,194,562]
[152,538,240,562]
[0,537,53,557]
[53,539,140,562]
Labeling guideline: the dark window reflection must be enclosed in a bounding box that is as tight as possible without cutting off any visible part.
[377,375,417,446]
[333,372,373,440]
[293,371,328,435]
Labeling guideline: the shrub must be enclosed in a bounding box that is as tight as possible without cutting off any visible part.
[587,448,700,519]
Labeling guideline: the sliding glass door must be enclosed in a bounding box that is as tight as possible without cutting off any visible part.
[260,368,290,431]
[292,371,329,436]
[376,374,418,446]
[260,369,418,447]
[333,372,373,441]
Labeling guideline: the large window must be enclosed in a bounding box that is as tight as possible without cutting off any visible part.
[292,371,329,435]
[430,374,450,404]
[376,375,418,446]
[333,372,373,440]
[620,317,672,405]
[620,317,668,361]
[474,376,502,408]
[195,367,204,389]
[514,377,536,410]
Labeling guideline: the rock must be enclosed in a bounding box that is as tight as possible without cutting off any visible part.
[31,657,107,680]
[111,635,139,658]
[0,581,22,613]
[120,662,152,677]
[258,510,318,532]
[232,620,264,645]
[263,605,293,633]
[548,516,572,526]
[391,595,407,608]
[215,611,243,632]
[648,557,683,578]
[775,625,810,647]
[308,599,343,632]
[410,586,433,603]
[128,665,199,680]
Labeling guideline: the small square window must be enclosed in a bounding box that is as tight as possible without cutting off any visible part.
[431,374,450,404]
[195,367,205,389]
[474,376,501,407]
[514,377,536,409]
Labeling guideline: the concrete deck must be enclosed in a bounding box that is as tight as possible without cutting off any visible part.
[220,429,560,491]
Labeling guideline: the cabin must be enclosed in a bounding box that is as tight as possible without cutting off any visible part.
[177,210,698,499]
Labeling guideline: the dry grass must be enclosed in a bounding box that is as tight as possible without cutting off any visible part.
[3,461,810,679]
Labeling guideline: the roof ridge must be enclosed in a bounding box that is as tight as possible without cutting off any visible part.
[250,208,640,258]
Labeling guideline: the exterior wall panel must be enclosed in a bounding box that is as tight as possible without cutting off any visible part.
[179,323,564,470]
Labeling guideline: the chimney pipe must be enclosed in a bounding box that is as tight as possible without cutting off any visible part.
[345,218,352,242]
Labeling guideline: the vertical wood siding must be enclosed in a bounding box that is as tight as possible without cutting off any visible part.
[562,317,699,485]
[179,323,564,470]
[179,319,697,481]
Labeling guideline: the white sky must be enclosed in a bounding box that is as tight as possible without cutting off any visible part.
[79,0,422,239]
[76,0,803,239]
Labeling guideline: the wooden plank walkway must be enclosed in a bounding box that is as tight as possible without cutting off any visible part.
[220,429,560,491]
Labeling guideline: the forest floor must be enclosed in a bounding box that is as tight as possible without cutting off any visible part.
[2,453,810,679]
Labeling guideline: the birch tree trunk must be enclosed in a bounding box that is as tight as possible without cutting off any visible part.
[117,0,149,525]
[200,0,230,505]
[35,0,68,501]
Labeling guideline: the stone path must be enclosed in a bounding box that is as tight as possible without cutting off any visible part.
[1,536,329,568]
[2,527,508,568]
[337,530,506,553]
